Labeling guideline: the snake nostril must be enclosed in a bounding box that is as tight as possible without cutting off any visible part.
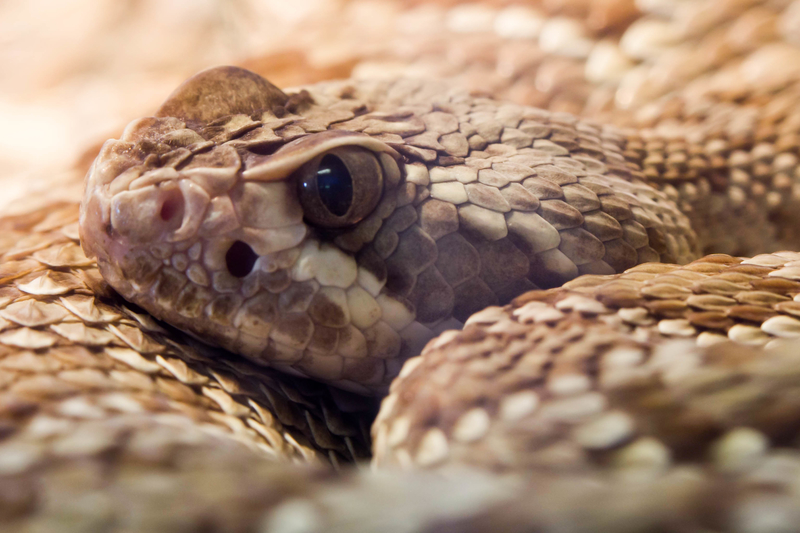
[225,241,258,278]
[159,190,185,225]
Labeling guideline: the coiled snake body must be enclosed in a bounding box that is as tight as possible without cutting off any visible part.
[7,1,800,531]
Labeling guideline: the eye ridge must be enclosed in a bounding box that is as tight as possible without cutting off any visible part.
[316,154,353,217]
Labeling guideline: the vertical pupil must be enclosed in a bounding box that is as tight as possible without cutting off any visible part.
[317,155,353,217]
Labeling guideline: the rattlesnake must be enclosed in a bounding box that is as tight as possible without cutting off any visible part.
[5,1,800,531]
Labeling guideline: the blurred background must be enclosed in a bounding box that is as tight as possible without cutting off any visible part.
[0,0,644,213]
[0,0,347,208]
[4,0,797,213]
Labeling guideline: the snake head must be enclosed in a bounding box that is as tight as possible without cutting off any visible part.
[79,66,442,394]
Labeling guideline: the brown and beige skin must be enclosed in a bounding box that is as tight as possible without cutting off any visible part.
[69,62,800,529]
[375,253,800,471]
[0,145,794,519]
[5,209,800,531]
[6,0,800,530]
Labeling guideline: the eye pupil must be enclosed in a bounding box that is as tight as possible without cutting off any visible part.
[317,155,353,217]
[225,241,258,278]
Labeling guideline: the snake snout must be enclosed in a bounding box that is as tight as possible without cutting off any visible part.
[109,182,181,242]
[158,187,185,228]
[110,178,208,244]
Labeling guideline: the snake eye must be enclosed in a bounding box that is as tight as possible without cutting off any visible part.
[296,146,384,228]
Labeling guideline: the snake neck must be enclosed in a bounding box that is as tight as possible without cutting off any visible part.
[621,118,800,257]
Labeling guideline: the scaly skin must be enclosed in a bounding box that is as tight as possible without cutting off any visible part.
[81,65,800,395]
[5,1,800,530]
[64,63,800,531]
